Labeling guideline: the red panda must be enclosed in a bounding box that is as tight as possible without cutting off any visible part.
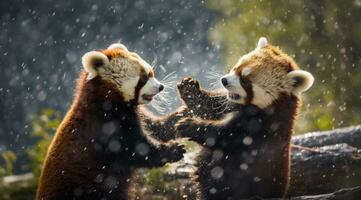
[175,38,314,199]
[36,43,185,200]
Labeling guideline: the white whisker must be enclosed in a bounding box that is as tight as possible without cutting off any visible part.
[161,71,177,82]
[212,99,229,110]
[205,70,224,90]
[151,54,158,71]
[148,71,178,114]
[217,101,231,114]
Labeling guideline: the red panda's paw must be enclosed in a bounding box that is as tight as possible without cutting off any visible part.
[160,143,186,163]
[174,117,198,138]
[177,77,203,103]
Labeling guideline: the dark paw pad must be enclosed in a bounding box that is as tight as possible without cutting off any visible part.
[177,77,202,101]
[162,143,186,163]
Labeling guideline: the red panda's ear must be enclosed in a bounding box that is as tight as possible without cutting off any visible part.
[256,37,268,50]
[82,51,109,80]
[241,67,253,76]
[130,52,141,60]
[287,70,314,95]
[107,43,128,51]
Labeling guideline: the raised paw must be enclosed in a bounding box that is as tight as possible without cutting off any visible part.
[177,77,203,103]
[160,143,186,163]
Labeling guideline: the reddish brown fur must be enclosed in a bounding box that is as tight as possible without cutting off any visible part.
[100,48,155,78]
[36,70,184,199]
[176,93,299,199]
[101,48,129,60]
[233,45,298,76]
[36,72,123,199]
[262,92,300,198]
[148,70,154,78]
[175,44,306,199]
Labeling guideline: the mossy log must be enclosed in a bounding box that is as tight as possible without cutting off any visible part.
[292,125,361,148]
[288,186,361,200]
[290,142,361,196]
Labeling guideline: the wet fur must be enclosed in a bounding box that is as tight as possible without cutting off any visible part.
[36,72,184,200]
[139,77,236,142]
[176,91,298,199]
[173,43,309,199]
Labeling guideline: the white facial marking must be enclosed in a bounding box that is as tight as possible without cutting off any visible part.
[105,55,157,104]
[102,58,139,79]
[139,78,163,104]
[121,76,140,101]
[251,84,275,109]
[138,59,152,75]
[87,43,166,104]
[223,38,314,108]
[256,37,268,49]
[227,47,293,108]
[221,73,247,104]
[97,57,141,102]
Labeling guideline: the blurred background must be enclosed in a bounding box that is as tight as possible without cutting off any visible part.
[1,0,361,199]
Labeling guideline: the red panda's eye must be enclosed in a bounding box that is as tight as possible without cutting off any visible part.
[239,76,246,84]
[239,76,251,87]
[141,74,149,83]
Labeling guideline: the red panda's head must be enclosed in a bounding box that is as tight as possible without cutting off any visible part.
[221,37,314,109]
[81,43,164,104]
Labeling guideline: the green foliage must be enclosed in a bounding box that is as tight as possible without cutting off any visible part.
[0,151,16,177]
[142,166,167,191]
[27,108,61,181]
[208,0,361,133]
[0,181,36,200]
[133,165,195,200]
[133,140,197,199]
[0,108,60,199]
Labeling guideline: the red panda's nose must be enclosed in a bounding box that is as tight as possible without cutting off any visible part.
[159,84,164,92]
[221,78,228,87]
